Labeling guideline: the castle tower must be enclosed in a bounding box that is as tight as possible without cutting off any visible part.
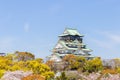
[48,28,93,62]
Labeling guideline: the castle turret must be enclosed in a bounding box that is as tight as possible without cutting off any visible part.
[48,28,93,61]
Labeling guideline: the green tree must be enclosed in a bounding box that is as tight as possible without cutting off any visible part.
[63,54,78,70]
[0,53,54,79]
[63,54,87,70]
[46,60,55,71]
[26,60,54,80]
[14,51,35,61]
[56,72,68,80]
[83,58,103,73]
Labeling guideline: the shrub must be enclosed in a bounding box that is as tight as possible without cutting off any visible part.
[83,58,103,73]
[62,54,87,71]
[117,67,120,73]
[42,72,54,80]
[0,70,5,78]
[56,72,68,80]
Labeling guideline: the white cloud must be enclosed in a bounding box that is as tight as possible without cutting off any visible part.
[24,23,30,32]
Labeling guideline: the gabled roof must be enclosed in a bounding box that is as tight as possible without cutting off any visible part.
[59,28,84,37]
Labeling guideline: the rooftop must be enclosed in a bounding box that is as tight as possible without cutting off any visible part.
[59,28,84,37]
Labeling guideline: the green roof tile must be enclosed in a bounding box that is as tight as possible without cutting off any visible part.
[59,28,84,36]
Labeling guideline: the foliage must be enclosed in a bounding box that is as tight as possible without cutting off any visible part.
[113,58,120,69]
[101,69,117,74]
[117,67,120,73]
[25,60,54,79]
[63,54,79,70]
[46,60,66,72]
[0,70,5,78]
[0,54,54,79]
[22,74,45,80]
[5,53,15,61]
[10,61,28,71]
[42,72,54,80]
[102,59,115,69]
[46,60,55,71]
[26,60,50,74]
[65,71,81,80]
[0,56,12,70]
[35,58,44,63]
[62,54,88,71]
[56,72,68,80]
[83,58,103,73]
[14,51,35,61]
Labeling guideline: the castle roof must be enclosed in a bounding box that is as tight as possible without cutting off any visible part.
[59,28,84,37]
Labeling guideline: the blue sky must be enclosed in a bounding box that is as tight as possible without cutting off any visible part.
[0,0,120,59]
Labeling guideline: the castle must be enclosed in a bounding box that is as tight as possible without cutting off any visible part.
[48,28,93,62]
